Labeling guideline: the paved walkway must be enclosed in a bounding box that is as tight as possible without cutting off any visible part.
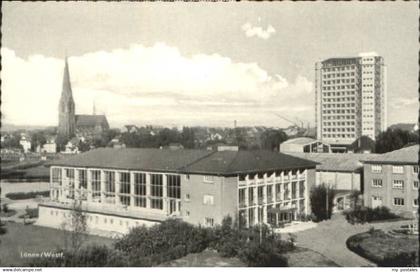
[293,214,413,267]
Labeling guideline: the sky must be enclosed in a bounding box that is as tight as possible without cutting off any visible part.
[1,2,418,129]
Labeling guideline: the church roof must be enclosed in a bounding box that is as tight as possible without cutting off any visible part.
[75,114,108,127]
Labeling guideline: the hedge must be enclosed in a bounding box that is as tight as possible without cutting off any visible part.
[5,191,50,200]
[343,206,399,224]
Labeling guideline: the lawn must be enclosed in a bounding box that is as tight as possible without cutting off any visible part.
[346,229,419,267]
[285,247,339,267]
[160,249,246,267]
[0,222,114,266]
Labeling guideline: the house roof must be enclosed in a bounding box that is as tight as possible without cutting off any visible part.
[47,148,317,176]
[281,137,319,146]
[361,145,419,165]
[284,152,380,172]
[75,115,108,127]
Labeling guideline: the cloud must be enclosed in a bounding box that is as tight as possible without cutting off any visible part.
[241,22,276,40]
[1,44,314,128]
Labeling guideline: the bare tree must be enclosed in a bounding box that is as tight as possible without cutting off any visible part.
[61,201,87,253]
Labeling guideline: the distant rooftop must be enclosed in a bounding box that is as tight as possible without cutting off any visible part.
[281,137,319,146]
[361,145,419,165]
[284,152,380,172]
[48,148,317,176]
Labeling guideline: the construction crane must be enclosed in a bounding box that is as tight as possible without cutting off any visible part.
[272,113,301,128]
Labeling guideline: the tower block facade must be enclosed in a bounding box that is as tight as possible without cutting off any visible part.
[58,58,76,139]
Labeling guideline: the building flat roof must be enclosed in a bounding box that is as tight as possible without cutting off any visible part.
[284,152,380,172]
[47,148,317,176]
[361,144,419,165]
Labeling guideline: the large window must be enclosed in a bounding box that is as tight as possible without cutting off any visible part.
[52,168,62,185]
[119,172,131,206]
[248,187,254,206]
[392,166,404,174]
[257,186,264,204]
[283,183,290,200]
[299,180,305,198]
[413,180,419,189]
[393,197,404,206]
[65,168,75,179]
[413,166,419,174]
[275,183,282,201]
[267,185,273,203]
[150,174,163,210]
[134,173,146,208]
[414,199,418,207]
[78,169,87,189]
[104,171,115,204]
[291,182,297,199]
[239,188,246,207]
[372,179,383,188]
[91,170,101,200]
[167,175,181,199]
[392,180,404,189]
[371,165,382,173]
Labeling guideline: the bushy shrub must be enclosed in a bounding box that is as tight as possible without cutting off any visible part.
[5,191,50,200]
[344,206,399,224]
[210,216,293,266]
[379,251,418,267]
[114,218,212,266]
[238,242,288,267]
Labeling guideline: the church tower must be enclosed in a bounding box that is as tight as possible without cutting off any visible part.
[58,58,76,139]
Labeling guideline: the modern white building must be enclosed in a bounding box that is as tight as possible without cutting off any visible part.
[315,53,387,150]
[37,148,317,235]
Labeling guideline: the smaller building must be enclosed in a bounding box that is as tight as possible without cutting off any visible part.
[284,152,379,212]
[280,137,331,153]
[348,136,375,154]
[19,134,32,153]
[40,136,57,154]
[362,145,419,218]
[63,137,81,154]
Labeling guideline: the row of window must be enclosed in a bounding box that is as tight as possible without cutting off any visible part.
[393,197,418,207]
[371,165,418,174]
[323,109,356,114]
[372,179,419,189]
[323,115,356,120]
[323,134,355,139]
[323,79,355,85]
[323,97,356,103]
[322,65,356,72]
[323,72,355,78]
[322,91,356,96]
[238,181,305,206]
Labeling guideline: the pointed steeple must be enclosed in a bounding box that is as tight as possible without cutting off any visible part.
[58,57,76,139]
[62,57,73,99]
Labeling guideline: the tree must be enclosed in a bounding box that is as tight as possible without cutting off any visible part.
[181,127,195,149]
[30,131,47,152]
[309,184,336,222]
[375,128,419,154]
[61,202,87,253]
[261,129,288,151]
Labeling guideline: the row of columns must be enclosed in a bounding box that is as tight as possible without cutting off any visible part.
[239,170,308,227]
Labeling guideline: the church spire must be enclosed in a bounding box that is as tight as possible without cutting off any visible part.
[62,57,73,99]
